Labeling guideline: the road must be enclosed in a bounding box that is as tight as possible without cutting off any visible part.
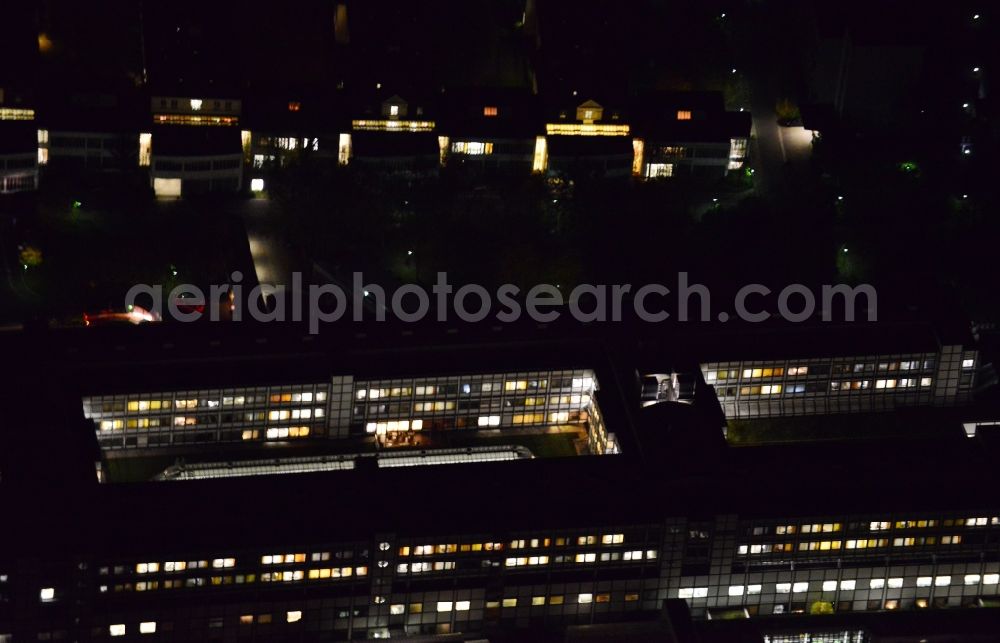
[732,3,816,202]
[749,97,815,200]
[237,199,299,302]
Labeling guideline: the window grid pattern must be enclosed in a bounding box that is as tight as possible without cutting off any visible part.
[700,347,977,418]
[83,384,331,450]
[18,513,1000,638]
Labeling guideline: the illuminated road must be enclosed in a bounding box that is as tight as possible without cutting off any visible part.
[239,199,299,302]
[731,3,815,201]
[748,89,815,200]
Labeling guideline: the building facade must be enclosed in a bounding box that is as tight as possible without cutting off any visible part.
[148,96,244,197]
[82,368,615,459]
[700,344,978,419]
[0,91,38,193]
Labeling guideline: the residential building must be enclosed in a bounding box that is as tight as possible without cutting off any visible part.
[438,89,541,173]
[37,91,144,172]
[148,95,243,197]
[632,92,751,179]
[542,97,633,178]
[345,92,440,175]
[0,87,38,194]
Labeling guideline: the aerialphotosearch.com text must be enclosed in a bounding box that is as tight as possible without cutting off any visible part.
[125,271,877,334]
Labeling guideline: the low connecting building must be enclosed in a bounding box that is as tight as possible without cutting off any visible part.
[36,92,144,172]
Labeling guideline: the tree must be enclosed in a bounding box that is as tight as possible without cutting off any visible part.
[809,600,834,615]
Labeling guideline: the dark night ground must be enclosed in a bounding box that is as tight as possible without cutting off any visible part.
[2,0,999,325]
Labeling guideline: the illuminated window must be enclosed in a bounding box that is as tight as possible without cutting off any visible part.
[532,136,548,172]
[139,622,156,634]
[963,358,975,368]
[822,580,837,591]
[545,123,629,136]
[153,178,182,198]
[288,101,301,112]
[729,137,748,160]
[436,601,453,612]
[645,163,673,178]
[353,119,434,132]
[190,99,203,111]
[451,141,493,155]
[840,580,856,591]
[0,108,35,121]
[338,133,352,165]
[792,582,808,593]
[747,584,762,594]
[456,600,471,611]
[728,585,744,596]
[110,624,125,637]
[916,577,932,587]
[985,574,1000,584]
[676,110,692,120]
[40,587,54,602]
[935,576,951,587]
[287,610,302,623]
[389,105,399,117]
[483,106,498,116]
[137,132,152,167]
[532,596,546,606]
[965,574,981,585]
[577,593,593,604]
